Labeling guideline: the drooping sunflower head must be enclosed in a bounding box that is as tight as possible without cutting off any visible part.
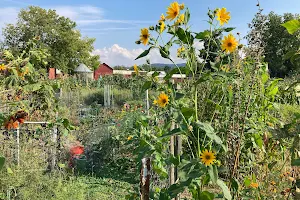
[157,93,169,108]
[160,21,166,33]
[200,150,216,166]
[140,28,150,45]
[221,34,238,53]
[216,7,231,26]
[166,2,180,20]
[175,14,185,25]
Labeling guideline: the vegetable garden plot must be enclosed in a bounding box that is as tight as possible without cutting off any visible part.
[0,122,59,171]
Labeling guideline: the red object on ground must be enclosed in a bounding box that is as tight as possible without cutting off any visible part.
[70,146,84,156]
[94,63,113,80]
[49,68,56,80]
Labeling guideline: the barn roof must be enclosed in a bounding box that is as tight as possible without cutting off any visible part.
[74,63,92,73]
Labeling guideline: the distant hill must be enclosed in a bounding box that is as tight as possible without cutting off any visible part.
[151,63,186,68]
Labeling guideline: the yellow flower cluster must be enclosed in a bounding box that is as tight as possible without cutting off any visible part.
[0,64,7,71]
[177,46,185,57]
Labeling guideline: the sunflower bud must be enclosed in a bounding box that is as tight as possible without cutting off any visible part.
[149,26,155,31]
[238,44,244,49]
[135,40,141,45]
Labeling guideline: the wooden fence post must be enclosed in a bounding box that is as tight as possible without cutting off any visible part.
[16,123,20,166]
[140,157,151,200]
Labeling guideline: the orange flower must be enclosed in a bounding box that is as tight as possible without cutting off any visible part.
[250,182,259,189]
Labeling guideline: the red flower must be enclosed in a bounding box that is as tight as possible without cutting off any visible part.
[17,118,25,124]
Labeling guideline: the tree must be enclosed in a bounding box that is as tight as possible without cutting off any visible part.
[3,6,100,73]
[247,11,300,77]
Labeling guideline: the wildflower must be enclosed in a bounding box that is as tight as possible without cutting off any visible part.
[250,182,259,189]
[157,93,169,108]
[159,14,165,23]
[140,28,150,45]
[221,34,238,53]
[179,3,185,10]
[127,136,133,141]
[23,67,29,75]
[166,2,180,20]
[220,65,230,72]
[133,64,139,75]
[270,181,276,186]
[200,150,216,166]
[0,64,7,71]
[216,8,231,26]
[177,46,185,57]
[175,14,185,25]
[228,85,233,90]
[160,21,165,33]
[153,99,158,105]
[288,177,295,182]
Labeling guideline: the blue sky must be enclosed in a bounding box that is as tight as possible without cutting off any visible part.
[1,0,300,66]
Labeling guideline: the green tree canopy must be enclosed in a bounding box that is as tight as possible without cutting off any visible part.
[3,6,100,73]
[247,12,300,77]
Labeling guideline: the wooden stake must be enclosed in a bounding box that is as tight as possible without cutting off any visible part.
[140,157,151,200]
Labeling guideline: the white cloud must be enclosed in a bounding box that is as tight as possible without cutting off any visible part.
[92,44,185,67]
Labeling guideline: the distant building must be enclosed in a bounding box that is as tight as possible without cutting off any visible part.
[94,63,113,80]
[48,68,63,79]
[74,63,93,80]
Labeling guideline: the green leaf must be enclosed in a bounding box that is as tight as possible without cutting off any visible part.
[160,46,170,59]
[244,177,251,187]
[160,128,182,138]
[223,27,236,32]
[197,122,223,146]
[195,30,210,40]
[151,71,160,77]
[199,191,215,200]
[261,73,269,84]
[282,19,300,34]
[7,167,13,174]
[284,50,298,60]
[0,157,5,170]
[181,107,195,119]
[217,179,232,200]
[175,92,184,100]
[195,73,212,85]
[268,161,277,170]
[23,83,42,92]
[253,133,263,148]
[142,81,152,92]
[268,86,279,97]
[164,67,182,81]
[176,27,193,44]
[291,159,300,166]
[231,178,239,192]
[135,47,152,60]
[208,165,218,183]
[184,8,190,24]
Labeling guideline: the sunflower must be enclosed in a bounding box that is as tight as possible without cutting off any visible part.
[159,14,165,23]
[179,3,185,10]
[140,28,150,45]
[157,93,169,108]
[166,2,180,21]
[250,182,259,189]
[200,150,216,166]
[221,34,238,53]
[177,46,185,57]
[216,8,231,26]
[160,21,165,33]
[0,64,6,71]
[175,14,185,25]
[133,64,139,74]
[127,136,133,141]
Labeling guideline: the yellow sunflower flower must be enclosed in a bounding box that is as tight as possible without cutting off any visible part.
[157,93,169,108]
[159,13,165,22]
[177,46,185,57]
[153,99,158,105]
[179,3,185,10]
[127,136,133,141]
[160,21,165,33]
[175,14,185,25]
[166,2,180,21]
[216,8,231,26]
[0,64,7,71]
[140,28,150,45]
[250,182,259,189]
[221,34,238,53]
[200,150,216,166]
[133,64,139,74]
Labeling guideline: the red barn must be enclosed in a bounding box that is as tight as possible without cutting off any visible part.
[94,63,113,80]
